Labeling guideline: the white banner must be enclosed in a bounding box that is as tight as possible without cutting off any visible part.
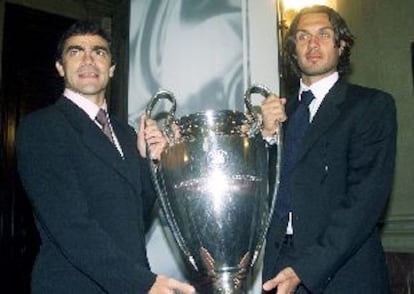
[128,1,279,292]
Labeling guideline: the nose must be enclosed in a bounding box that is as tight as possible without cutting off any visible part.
[308,34,321,47]
[82,51,95,64]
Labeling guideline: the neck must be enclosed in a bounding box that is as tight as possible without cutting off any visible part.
[68,89,106,107]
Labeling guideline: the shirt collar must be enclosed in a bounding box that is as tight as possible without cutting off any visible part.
[299,72,339,102]
[63,88,108,120]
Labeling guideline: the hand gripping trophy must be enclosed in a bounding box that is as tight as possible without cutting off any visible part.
[146,84,282,293]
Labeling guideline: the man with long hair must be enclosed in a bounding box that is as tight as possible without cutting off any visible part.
[260,5,396,293]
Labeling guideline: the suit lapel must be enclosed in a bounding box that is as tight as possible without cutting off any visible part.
[296,80,348,162]
[55,98,137,188]
[111,118,143,192]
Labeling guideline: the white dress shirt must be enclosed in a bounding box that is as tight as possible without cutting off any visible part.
[63,89,124,158]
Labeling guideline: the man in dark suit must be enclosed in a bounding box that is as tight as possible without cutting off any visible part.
[260,5,397,294]
[16,21,195,294]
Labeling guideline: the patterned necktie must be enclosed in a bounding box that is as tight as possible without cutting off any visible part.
[275,90,315,218]
[95,109,114,143]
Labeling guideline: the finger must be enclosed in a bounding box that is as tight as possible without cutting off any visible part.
[145,118,157,127]
[265,93,280,101]
[145,126,162,137]
[262,278,279,292]
[262,270,288,292]
[137,116,146,145]
[261,101,284,116]
[146,137,167,148]
[145,130,166,143]
[144,120,163,134]
[168,279,196,294]
[276,282,293,294]
[263,94,285,104]
[139,115,146,133]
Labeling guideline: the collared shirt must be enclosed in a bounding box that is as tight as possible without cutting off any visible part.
[64,89,124,158]
[286,72,338,235]
[299,71,339,122]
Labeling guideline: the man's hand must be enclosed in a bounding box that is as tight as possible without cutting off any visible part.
[262,267,300,294]
[137,115,167,159]
[149,275,196,294]
[261,94,287,137]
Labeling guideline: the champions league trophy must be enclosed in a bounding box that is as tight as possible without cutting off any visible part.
[146,85,282,293]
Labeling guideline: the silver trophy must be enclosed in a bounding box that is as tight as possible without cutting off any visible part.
[146,85,282,293]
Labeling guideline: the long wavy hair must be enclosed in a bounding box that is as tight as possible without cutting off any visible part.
[284,5,355,77]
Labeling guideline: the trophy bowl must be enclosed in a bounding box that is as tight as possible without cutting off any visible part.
[146,85,281,293]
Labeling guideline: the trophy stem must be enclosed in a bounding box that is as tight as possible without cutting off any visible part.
[194,271,249,294]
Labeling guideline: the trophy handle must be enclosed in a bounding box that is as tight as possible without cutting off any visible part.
[244,84,284,266]
[145,90,195,266]
[145,89,177,116]
[244,83,271,116]
[145,89,177,142]
[244,84,273,137]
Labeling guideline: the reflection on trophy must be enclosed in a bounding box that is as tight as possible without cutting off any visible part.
[146,85,282,293]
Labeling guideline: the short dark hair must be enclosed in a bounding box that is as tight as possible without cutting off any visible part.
[55,21,114,64]
[284,5,355,77]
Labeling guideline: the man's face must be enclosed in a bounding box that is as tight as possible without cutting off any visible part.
[55,34,115,101]
[294,12,344,84]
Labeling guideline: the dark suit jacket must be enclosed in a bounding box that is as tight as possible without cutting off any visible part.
[16,97,157,293]
[263,79,397,293]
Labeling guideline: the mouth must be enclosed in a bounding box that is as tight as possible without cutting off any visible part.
[79,72,99,78]
[306,53,322,63]
[78,66,99,78]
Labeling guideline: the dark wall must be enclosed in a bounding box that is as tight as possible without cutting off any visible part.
[0,4,75,293]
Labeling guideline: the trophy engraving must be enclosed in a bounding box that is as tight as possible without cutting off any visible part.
[146,85,282,293]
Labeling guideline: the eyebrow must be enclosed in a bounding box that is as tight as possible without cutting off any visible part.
[92,45,110,52]
[65,45,110,53]
[296,26,334,33]
[65,45,83,52]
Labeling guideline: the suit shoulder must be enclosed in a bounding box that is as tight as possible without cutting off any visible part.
[347,83,394,103]
[21,103,62,122]
[344,83,396,126]
[17,103,65,138]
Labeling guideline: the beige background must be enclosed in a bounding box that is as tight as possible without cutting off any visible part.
[338,0,414,252]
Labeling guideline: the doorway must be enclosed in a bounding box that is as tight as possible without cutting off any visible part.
[0,3,75,293]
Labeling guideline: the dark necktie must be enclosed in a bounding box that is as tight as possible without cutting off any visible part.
[275,90,315,218]
[95,109,114,143]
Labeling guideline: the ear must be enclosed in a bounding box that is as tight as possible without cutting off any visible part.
[109,64,116,78]
[55,61,65,77]
[338,40,346,56]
